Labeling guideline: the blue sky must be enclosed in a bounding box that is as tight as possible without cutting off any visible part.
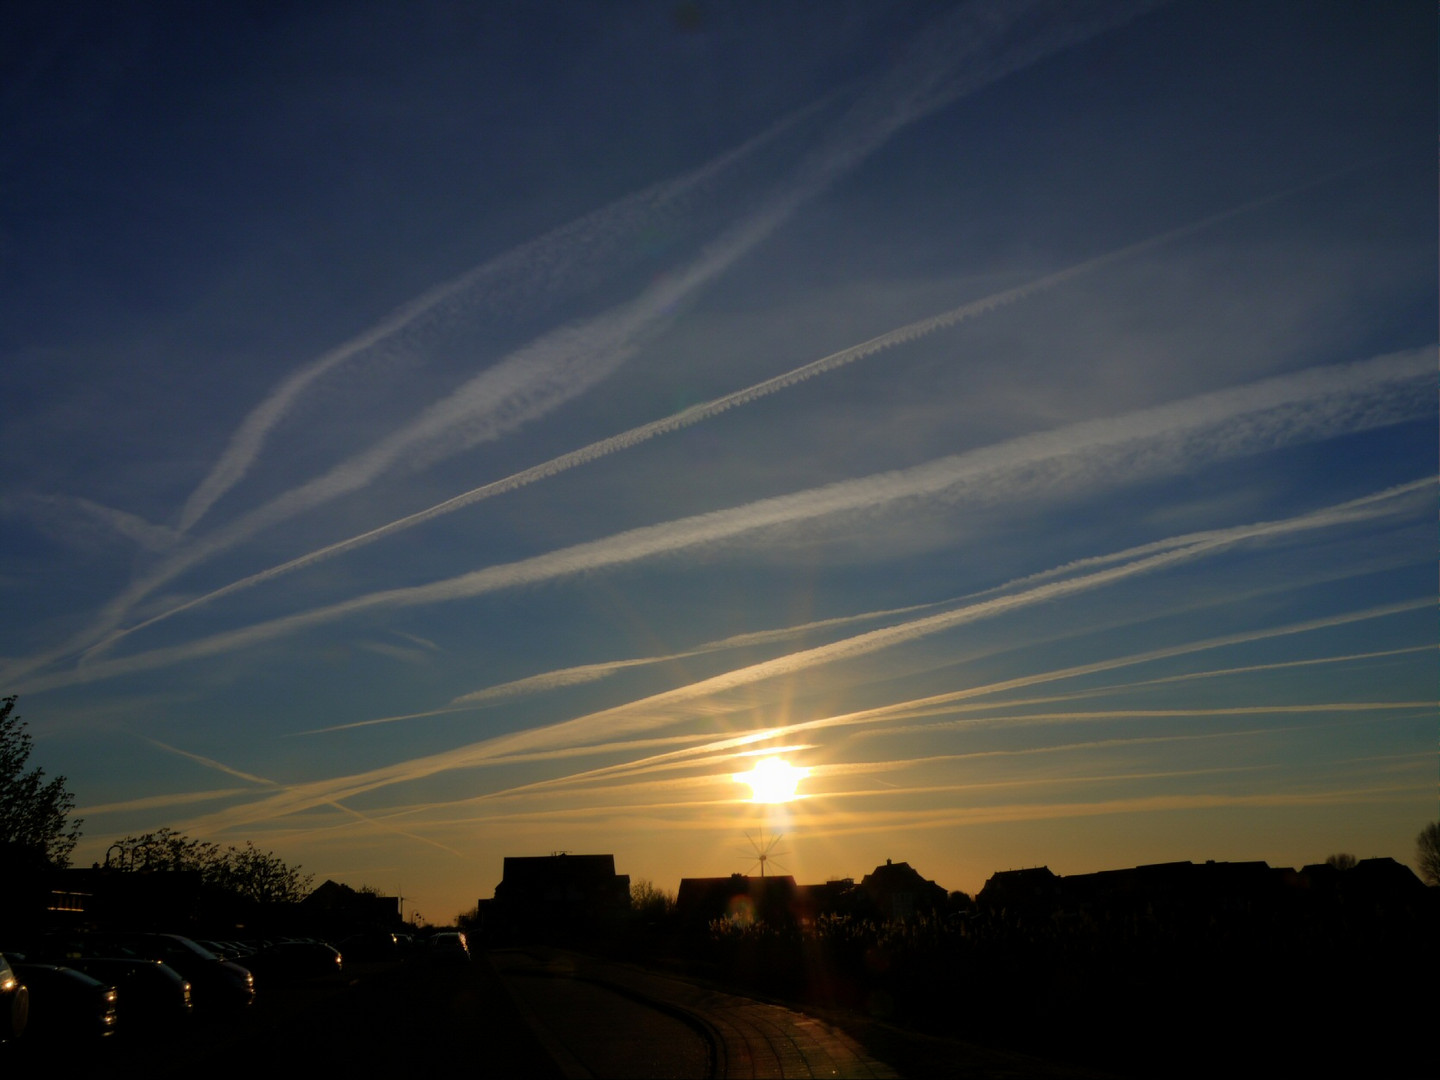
[2,0,1434,921]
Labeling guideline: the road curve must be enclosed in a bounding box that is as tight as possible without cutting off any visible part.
[492,948,898,1079]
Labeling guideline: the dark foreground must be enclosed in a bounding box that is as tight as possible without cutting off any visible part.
[4,948,1118,1078]
[4,953,561,1078]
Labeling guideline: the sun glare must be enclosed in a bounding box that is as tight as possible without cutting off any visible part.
[733,756,811,804]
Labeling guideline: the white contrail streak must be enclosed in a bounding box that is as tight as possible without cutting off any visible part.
[145,738,463,856]
[13,352,1432,696]
[0,494,183,553]
[288,599,943,735]
[142,497,1430,834]
[349,673,1425,821]
[19,0,1159,686]
[106,185,1309,644]
[175,99,826,534]
[779,600,1435,740]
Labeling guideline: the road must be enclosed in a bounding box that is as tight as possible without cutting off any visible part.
[493,947,898,1079]
[6,947,1111,1078]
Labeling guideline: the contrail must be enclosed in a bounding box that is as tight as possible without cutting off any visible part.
[774,599,1436,741]
[145,737,465,856]
[152,497,1428,835]
[77,789,251,816]
[175,96,827,534]
[742,786,1429,840]
[373,723,1425,828]
[20,0,1163,686]
[0,493,183,553]
[394,597,1436,813]
[83,181,1378,651]
[286,598,947,735]
[14,352,1432,696]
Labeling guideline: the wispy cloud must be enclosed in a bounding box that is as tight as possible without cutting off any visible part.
[77,788,252,816]
[142,738,465,856]
[94,183,1314,649]
[23,0,1166,686]
[1040,645,1436,698]
[174,96,827,535]
[450,659,662,706]
[762,786,1431,840]
[423,599,1431,817]
[160,494,1428,836]
[0,494,183,554]
[145,737,277,787]
[355,641,436,666]
[766,601,1435,741]
[19,353,1429,696]
[364,778,1431,841]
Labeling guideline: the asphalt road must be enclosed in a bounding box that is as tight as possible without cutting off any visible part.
[4,948,1113,1078]
[493,947,898,1079]
[489,948,1119,1080]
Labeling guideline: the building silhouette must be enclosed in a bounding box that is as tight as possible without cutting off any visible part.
[490,853,630,939]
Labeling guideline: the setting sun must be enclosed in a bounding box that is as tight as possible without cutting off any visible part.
[733,757,811,804]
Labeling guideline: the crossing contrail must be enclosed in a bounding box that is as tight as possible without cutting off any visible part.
[167,500,1427,835]
[20,0,1166,681]
[174,96,827,534]
[82,184,1317,652]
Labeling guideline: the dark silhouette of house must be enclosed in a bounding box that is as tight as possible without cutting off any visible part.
[977,857,1429,926]
[676,863,950,927]
[300,879,401,932]
[858,858,948,920]
[676,873,801,928]
[976,865,1061,915]
[491,853,630,939]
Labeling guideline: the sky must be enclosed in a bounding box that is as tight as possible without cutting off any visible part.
[2,0,1434,924]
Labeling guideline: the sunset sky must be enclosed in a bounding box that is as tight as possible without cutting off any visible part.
[3,0,1434,923]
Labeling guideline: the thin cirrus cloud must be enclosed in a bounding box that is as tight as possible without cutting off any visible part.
[313,488,1432,741]
[163,486,1428,840]
[287,598,946,737]
[28,0,1163,686]
[458,595,1432,821]
[173,93,831,535]
[13,348,1432,698]
[333,712,1423,835]
[143,737,467,857]
[91,175,1325,652]
[743,787,1431,842]
[273,770,1429,843]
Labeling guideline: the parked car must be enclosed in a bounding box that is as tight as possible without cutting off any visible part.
[15,934,193,1034]
[0,954,28,1043]
[7,963,116,1042]
[241,939,342,984]
[66,957,191,1034]
[85,933,253,1012]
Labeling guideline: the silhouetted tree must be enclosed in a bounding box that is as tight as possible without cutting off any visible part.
[215,840,312,904]
[1417,822,1440,886]
[456,904,481,930]
[0,695,82,867]
[1324,853,1357,871]
[111,827,311,904]
[631,878,675,920]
